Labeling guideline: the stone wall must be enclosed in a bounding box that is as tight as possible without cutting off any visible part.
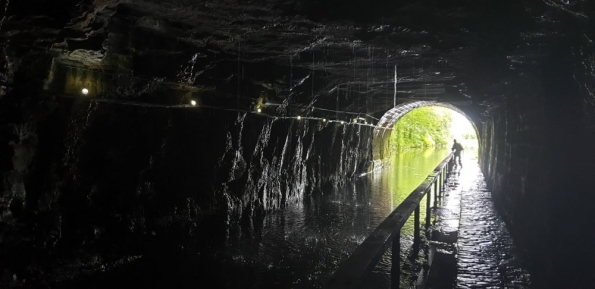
[478,85,552,286]
[479,13,595,287]
[0,93,376,284]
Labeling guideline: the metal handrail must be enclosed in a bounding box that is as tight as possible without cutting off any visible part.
[325,152,454,289]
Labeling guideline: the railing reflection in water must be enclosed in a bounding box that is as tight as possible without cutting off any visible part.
[326,153,454,289]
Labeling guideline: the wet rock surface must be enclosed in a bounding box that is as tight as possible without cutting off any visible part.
[456,163,531,288]
[424,166,462,289]
[0,98,376,287]
[426,160,531,289]
[0,0,594,288]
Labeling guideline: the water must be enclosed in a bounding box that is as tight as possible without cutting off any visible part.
[219,148,450,289]
[71,148,450,289]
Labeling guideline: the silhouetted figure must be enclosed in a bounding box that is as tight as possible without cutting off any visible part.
[452,139,464,166]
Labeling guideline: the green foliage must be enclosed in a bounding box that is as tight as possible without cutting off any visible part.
[463,132,477,140]
[390,106,452,151]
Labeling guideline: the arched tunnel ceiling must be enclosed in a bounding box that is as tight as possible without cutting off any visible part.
[375,100,480,142]
[377,101,470,128]
[1,0,593,123]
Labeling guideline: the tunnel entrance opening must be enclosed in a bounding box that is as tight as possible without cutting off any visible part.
[372,101,479,170]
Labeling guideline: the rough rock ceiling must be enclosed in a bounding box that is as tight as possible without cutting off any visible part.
[1,0,593,123]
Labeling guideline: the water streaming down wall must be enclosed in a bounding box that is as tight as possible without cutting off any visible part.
[216,111,376,225]
[0,91,377,283]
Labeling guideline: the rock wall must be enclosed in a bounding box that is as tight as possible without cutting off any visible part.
[0,1,385,285]
[479,7,595,287]
[0,94,375,285]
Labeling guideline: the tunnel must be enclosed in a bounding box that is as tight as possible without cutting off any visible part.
[372,101,478,162]
[0,0,594,288]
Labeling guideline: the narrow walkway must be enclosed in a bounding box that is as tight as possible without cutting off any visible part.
[425,160,531,288]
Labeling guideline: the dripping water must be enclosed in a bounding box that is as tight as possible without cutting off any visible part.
[0,0,10,32]
[394,64,397,107]
[177,53,200,84]
[63,101,98,178]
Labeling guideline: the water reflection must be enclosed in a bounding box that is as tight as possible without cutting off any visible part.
[222,148,450,288]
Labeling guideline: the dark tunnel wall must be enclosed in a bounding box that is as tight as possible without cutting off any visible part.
[0,94,376,284]
[479,18,595,288]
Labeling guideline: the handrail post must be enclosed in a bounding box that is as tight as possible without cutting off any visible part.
[443,166,447,188]
[425,186,432,228]
[434,180,440,207]
[440,167,445,196]
[413,204,420,253]
[391,231,401,289]
[436,170,443,197]
[439,169,443,198]
[433,181,438,208]
[438,172,442,195]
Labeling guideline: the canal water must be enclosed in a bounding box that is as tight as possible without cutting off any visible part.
[218,148,451,289]
[74,148,452,289]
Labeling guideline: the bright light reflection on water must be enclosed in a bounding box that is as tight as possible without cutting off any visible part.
[221,148,451,289]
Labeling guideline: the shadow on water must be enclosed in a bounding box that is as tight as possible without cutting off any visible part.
[64,148,450,289]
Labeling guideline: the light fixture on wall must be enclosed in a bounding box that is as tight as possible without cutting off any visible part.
[190,100,197,106]
[81,88,89,95]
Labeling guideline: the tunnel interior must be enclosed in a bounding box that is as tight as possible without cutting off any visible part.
[0,0,594,288]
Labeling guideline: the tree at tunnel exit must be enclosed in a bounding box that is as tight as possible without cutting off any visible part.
[390,107,452,151]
